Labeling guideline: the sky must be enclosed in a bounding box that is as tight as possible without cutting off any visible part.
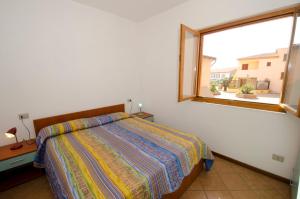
[203,16,300,69]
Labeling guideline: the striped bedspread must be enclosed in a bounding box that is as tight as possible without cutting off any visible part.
[35,112,214,199]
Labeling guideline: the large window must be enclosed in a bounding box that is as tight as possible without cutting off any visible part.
[199,16,293,105]
[178,4,300,115]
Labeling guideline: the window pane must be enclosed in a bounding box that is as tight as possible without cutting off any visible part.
[284,14,300,110]
[199,16,293,104]
[183,31,198,97]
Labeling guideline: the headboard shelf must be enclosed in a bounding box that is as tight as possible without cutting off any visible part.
[33,104,125,135]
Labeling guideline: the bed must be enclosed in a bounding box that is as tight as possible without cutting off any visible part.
[33,104,214,199]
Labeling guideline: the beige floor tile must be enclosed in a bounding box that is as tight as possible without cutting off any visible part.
[205,190,233,199]
[230,190,259,199]
[263,176,291,198]
[198,171,220,183]
[263,177,290,191]
[202,184,228,191]
[198,172,227,190]
[239,169,264,181]
[219,173,250,190]
[0,176,53,199]
[243,179,274,190]
[240,172,274,190]
[214,159,237,174]
[255,190,284,199]
[188,178,203,190]
[231,164,252,174]
[276,188,291,199]
[180,190,207,199]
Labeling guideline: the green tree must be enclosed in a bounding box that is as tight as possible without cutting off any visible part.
[221,77,232,91]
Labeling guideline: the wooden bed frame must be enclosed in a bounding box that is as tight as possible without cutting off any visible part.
[163,160,203,198]
[33,104,125,135]
[33,104,203,198]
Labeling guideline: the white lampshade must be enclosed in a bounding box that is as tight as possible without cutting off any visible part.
[5,132,15,138]
[138,103,143,108]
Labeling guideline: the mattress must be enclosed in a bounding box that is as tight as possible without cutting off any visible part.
[34,112,213,199]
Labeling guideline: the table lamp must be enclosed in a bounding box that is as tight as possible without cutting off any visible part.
[5,127,23,150]
[138,103,143,113]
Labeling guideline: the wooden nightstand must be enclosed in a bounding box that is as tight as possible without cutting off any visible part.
[0,140,37,171]
[131,112,154,122]
[0,139,43,191]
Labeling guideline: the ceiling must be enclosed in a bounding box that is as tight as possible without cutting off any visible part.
[72,0,189,22]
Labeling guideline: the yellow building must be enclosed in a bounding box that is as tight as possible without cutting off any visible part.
[233,48,288,93]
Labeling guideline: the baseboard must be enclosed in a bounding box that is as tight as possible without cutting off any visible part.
[212,151,290,184]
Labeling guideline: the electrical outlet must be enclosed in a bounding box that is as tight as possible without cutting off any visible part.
[272,154,285,163]
[18,113,29,120]
[278,156,285,162]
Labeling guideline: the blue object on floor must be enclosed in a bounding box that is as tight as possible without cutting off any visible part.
[204,159,214,171]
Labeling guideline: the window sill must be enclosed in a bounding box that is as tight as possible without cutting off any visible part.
[281,104,300,117]
[192,97,286,113]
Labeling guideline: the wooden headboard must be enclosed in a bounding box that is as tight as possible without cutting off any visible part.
[33,104,125,135]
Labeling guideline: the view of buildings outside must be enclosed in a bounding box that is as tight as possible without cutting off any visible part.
[199,16,299,104]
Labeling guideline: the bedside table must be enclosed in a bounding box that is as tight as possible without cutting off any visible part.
[0,139,43,191]
[131,112,154,122]
[0,140,36,172]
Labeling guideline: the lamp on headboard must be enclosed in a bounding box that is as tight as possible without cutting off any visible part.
[5,127,23,150]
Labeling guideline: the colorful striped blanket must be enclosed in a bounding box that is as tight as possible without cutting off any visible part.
[35,112,214,199]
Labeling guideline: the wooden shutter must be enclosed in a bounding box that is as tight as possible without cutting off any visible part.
[178,24,200,102]
[281,10,300,118]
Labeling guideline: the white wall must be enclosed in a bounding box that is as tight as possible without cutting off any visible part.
[0,0,141,146]
[138,0,300,179]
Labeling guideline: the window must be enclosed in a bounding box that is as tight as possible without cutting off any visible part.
[281,11,300,117]
[199,17,292,105]
[178,4,300,114]
[178,24,199,101]
[242,64,249,70]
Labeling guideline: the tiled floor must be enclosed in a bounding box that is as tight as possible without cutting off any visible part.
[0,157,291,199]
[181,157,291,199]
[0,175,53,199]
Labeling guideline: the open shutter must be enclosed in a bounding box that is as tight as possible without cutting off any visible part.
[178,24,200,102]
[281,10,300,118]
